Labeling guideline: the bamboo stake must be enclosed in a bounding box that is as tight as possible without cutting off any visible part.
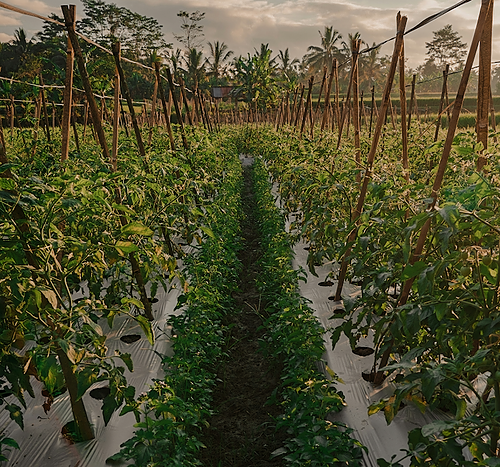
[62,5,110,161]
[333,14,408,303]
[154,62,175,152]
[179,78,193,126]
[166,68,188,150]
[315,65,328,117]
[294,85,305,128]
[398,12,409,181]
[39,75,51,142]
[112,61,120,172]
[351,39,362,183]
[321,64,335,132]
[369,85,375,138]
[434,64,449,142]
[71,102,80,153]
[334,61,340,130]
[408,74,417,131]
[477,0,494,171]
[61,4,75,162]
[300,76,314,137]
[112,43,148,170]
[289,86,299,126]
[336,62,355,149]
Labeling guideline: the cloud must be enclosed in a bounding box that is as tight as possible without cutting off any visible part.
[7,0,52,15]
[0,32,14,42]
[0,14,22,27]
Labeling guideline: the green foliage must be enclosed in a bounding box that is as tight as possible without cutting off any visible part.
[252,157,366,466]
[241,123,500,465]
[109,131,243,465]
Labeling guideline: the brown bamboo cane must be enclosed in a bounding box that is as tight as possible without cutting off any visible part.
[154,62,176,152]
[166,68,189,150]
[300,77,314,137]
[60,5,74,162]
[39,74,51,142]
[62,5,109,161]
[321,65,335,132]
[477,0,493,171]
[333,15,408,303]
[434,64,450,142]
[397,12,409,182]
[351,39,362,183]
[407,74,417,131]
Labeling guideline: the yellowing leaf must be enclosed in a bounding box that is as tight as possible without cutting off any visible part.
[121,222,153,237]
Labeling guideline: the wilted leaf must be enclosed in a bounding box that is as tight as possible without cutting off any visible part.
[41,289,58,308]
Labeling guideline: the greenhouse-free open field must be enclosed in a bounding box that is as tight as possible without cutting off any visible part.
[2,0,500,466]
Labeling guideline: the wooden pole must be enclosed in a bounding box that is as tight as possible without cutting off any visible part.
[477,0,494,171]
[333,15,408,303]
[300,76,314,136]
[111,42,148,171]
[407,74,417,131]
[294,84,305,128]
[154,62,176,152]
[321,63,335,132]
[434,64,449,142]
[62,5,110,161]
[351,39,362,183]
[60,4,75,162]
[39,75,51,142]
[315,65,328,116]
[369,85,375,138]
[398,12,409,181]
[165,68,189,150]
[179,78,193,126]
[112,60,120,172]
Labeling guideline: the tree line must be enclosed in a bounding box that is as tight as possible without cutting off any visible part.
[0,0,495,110]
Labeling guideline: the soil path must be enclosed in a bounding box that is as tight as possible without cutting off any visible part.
[200,164,286,467]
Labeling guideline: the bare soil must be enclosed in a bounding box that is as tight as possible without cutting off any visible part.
[200,165,286,467]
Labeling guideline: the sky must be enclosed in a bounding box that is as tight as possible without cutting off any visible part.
[0,0,499,70]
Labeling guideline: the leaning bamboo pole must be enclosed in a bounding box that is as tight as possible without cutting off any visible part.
[333,14,408,303]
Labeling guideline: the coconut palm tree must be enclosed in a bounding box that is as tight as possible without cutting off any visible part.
[182,47,206,92]
[359,42,382,91]
[276,48,300,90]
[304,27,342,74]
[206,41,233,84]
[276,48,299,75]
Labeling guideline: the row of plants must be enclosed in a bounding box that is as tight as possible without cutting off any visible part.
[0,124,228,461]
[242,123,500,465]
[108,136,244,465]
[250,155,366,466]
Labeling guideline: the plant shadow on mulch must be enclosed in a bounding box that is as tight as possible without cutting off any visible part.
[199,165,287,467]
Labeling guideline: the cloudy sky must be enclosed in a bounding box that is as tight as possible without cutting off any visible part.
[0,0,499,69]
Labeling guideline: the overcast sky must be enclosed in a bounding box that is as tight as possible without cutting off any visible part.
[1,0,499,69]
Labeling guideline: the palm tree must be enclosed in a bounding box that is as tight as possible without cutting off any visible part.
[206,41,233,84]
[276,48,300,90]
[168,48,184,81]
[276,48,299,75]
[304,27,342,74]
[359,42,382,91]
[182,47,206,92]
